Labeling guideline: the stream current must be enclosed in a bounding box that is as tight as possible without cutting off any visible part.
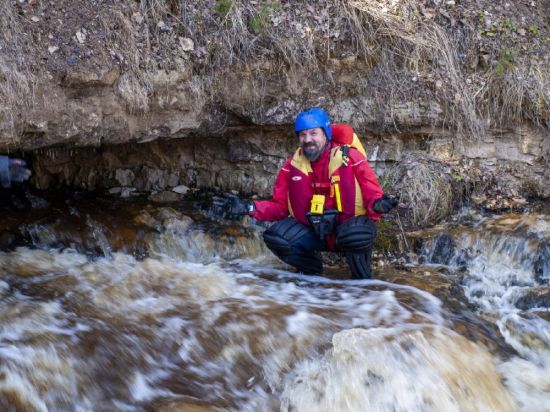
[0,192,548,411]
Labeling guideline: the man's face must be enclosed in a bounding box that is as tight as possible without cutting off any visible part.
[298,127,327,161]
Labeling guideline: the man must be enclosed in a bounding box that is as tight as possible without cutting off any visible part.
[217,108,397,278]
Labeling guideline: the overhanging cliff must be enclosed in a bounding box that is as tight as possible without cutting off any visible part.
[1,0,548,211]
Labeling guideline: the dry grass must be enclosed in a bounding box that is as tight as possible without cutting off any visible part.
[338,0,485,138]
[183,0,547,136]
[99,8,153,114]
[337,0,548,134]
[479,62,550,128]
[381,152,461,227]
[0,0,37,140]
[0,0,547,144]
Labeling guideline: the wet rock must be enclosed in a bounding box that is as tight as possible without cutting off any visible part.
[133,210,159,229]
[0,231,17,250]
[156,207,183,222]
[25,192,50,209]
[515,288,550,311]
[135,168,170,191]
[0,280,8,295]
[428,234,456,264]
[115,169,135,186]
[167,173,180,187]
[534,241,550,284]
[533,310,550,321]
[149,191,181,203]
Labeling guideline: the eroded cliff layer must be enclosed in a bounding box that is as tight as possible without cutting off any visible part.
[1,0,548,208]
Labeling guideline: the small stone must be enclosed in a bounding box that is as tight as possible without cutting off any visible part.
[76,30,86,44]
[48,45,59,54]
[67,55,78,66]
[515,288,550,311]
[30,16,40,22]
[178,37,194,52]
[435,80,443,88]
[517,28,526,36]
[157,21,170,32]
[172,185,189,195]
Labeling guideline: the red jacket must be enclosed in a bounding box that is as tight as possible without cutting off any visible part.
[252,142,383,224]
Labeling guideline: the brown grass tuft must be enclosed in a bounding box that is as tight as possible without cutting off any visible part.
[0,0,37,141]
[381,152,466,227]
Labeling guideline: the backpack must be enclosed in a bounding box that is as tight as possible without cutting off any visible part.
[331,123,368,166]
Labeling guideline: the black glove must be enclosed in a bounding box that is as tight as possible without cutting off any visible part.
[0,156,32,188]
[373,194,399,214]
[211,193,254,220]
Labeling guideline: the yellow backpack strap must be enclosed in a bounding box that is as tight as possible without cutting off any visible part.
[351,134,367,157]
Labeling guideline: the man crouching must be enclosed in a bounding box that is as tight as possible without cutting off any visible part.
[218,108,397,278]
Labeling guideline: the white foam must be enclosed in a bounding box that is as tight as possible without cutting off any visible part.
[0,367,48,412]
[281,328,517,412]
[130,372,158,402]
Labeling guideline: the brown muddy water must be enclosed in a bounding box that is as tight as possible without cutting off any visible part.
[0,190,548,411]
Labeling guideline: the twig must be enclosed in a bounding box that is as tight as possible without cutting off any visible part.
[395,209,410,252]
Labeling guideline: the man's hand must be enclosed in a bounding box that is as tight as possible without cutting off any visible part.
[373,194,399,214]
[211,193,254,220]
[0,156,32,188]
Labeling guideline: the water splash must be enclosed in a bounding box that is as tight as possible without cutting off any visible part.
[0,199,546,410]
[0,247,482,410]
[421,213,550,409]
[281,328,517,412]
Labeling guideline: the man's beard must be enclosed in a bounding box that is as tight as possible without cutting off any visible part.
[302,142,326,162]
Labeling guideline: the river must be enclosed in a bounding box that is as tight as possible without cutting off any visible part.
[0,191,548,411]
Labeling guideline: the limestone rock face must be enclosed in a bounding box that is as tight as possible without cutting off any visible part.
[30,122,547,204]
[1,0,548,203]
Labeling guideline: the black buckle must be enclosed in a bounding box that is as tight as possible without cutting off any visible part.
[306,209,339,239]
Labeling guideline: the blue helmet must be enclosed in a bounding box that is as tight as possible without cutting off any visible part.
[294,108,332,141]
